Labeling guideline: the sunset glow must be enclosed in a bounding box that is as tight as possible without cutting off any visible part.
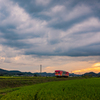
[93,63,100,67]
[72,63,100,74]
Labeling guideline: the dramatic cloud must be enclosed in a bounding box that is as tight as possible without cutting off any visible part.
[0,0,100,73]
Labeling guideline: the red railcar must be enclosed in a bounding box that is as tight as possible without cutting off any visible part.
[55,70,69,77]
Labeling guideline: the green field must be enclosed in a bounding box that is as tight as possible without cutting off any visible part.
[0,77,100,100]
[0,76,75,89]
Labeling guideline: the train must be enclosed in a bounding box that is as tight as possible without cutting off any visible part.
[55,70,69,77]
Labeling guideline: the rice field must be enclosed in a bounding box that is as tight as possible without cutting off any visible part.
[0,78,100,100]
[0,76,75,89]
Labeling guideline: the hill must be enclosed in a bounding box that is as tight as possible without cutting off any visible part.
[0,68,33,76]
[0,68,100,77]
[0,68,54,76]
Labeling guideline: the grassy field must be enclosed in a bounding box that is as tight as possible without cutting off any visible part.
[0,76,79,89]
[0,77,100,100]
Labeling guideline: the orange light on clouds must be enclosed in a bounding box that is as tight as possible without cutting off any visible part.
[93,63,100,67]
[72,62,100,74]
[43,66,56,73]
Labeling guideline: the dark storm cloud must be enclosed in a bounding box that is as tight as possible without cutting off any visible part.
[0,0,100,57]
[66,42,100,57]
[48,17,87,30]
[0,25,38,49]
[24,43,100,57]
[11,0,100,19]
[0,29,38,50]
[3,40,31,49]
[9,0,100,31]
[11,0,50,19]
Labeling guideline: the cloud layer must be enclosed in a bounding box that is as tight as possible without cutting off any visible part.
[0,0,100,73]
[0,0,100,57]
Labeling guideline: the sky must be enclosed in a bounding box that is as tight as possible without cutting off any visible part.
[0,0,100,74]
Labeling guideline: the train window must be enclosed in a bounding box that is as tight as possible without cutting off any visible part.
[58,71,60,74]
[63,72,66,74]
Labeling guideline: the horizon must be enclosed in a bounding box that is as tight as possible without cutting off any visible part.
[0,67,100,75]
[0,0,100,74]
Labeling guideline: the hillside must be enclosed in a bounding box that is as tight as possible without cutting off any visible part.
[0,68,54,76]
[0,68,33,76]
[0,68,100,77]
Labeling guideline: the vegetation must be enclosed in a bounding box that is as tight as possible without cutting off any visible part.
[0,76,77,89]
[0,77,100,100]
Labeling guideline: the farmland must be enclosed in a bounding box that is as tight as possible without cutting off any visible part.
[0,77,100,100]
[0,76,78,89]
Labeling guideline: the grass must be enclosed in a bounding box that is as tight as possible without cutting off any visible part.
[0,77,100,100]
[0,87,21,98]
[0,76,82,89]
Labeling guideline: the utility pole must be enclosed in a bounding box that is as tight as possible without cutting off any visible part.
[40,65,42,76]
[71,71,72,77]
